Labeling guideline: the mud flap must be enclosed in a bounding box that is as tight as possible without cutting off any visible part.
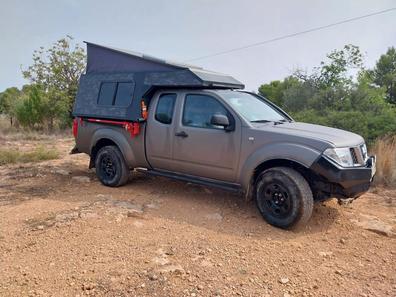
[89,157,95,169]
[70,146,81,155]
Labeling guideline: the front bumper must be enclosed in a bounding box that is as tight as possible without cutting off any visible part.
[310,155,376,199]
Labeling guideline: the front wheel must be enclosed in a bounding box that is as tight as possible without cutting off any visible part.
[255,167,313,229]
[95,145,130,187]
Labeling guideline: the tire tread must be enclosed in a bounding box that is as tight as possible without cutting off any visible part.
[255,166,313,229]
[95,145,129,187]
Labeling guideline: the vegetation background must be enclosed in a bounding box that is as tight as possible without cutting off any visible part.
[0,36,395,185]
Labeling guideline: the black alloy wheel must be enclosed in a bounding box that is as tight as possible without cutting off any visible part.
[255,167,313,229]
[95,145,129,187]
[260,182,293,219]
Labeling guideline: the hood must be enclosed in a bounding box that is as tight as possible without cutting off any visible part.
[255,122,365,147]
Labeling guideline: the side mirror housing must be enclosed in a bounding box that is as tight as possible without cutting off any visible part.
[211,114,232,131]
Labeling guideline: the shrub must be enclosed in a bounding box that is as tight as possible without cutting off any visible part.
[371,135,396,187]
[14,85,46,129]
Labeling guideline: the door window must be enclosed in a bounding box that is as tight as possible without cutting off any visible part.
[155,93,176,124]
[182,94,229,129]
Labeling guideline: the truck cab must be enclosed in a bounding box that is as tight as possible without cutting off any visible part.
[72,43,376,229]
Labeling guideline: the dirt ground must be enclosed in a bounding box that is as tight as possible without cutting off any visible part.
[0,137,395,297]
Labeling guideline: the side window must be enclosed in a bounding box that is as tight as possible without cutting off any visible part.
[182,94,228,129]
[155,93,176,124]
[98,82,116,105]
[114,82,134,107]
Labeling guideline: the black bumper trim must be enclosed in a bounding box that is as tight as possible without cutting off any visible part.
[310,156,375,199]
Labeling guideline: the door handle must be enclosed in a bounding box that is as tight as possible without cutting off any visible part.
[175,131,188,138]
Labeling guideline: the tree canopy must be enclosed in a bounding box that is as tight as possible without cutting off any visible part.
[0,36,86,130]
[22,35,86,114]
[258,45,396,144]
[0,87,21,126]
[369,46,396,104]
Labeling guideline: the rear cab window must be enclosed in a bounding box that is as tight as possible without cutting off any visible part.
[155,93,177,124]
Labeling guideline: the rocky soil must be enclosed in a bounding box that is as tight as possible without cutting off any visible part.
[0,137,395,297]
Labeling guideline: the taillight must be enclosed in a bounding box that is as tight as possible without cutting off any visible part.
[124,122,140,137]
[72,118,78,138]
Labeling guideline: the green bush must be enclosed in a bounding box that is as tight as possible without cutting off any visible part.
[14,85,46,128]
[259,45,396,144]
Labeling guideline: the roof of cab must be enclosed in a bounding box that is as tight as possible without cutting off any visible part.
[84,42,245,89]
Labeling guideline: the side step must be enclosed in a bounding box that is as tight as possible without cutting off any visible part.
[135,168,241,193]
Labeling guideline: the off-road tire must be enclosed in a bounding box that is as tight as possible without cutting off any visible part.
[95,145,129,187]
[255,167,313,229]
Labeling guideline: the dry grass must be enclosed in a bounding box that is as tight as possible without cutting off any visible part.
[371,135,396,187]
[2,131,59,142]
[0,115,70,141]
[0,146,60,166]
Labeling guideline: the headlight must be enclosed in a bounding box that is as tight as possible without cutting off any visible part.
[360,143,368,161]
[323,147,354,167]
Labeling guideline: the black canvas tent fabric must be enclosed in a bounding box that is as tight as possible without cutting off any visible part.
[86,43,181,74]
[73,42,244,121]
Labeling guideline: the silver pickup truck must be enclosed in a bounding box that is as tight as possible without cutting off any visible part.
[72,42,376,229]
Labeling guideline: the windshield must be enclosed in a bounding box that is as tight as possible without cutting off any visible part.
[220,91,288,123]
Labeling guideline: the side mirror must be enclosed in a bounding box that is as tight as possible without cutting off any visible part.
[211,114,230,129]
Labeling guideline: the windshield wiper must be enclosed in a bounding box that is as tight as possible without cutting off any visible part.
[250,119,290,125]
[250,120,273,123]
[274,119,291,125]
[251,119,290,125]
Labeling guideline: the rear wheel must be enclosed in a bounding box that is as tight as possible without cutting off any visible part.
[95,145,129,187]
[255,167,313,229]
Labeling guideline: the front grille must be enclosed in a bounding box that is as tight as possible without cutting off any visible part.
[349,144,367,166]
[350,148,359,164]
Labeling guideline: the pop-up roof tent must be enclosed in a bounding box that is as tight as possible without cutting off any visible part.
[73,42,244,121]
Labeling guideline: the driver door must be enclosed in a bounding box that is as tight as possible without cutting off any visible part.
[171,92,241,182]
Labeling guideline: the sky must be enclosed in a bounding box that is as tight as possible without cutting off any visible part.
[0,0,395,92]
